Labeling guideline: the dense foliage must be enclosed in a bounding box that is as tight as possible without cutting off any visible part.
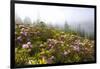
[15,22,95,66]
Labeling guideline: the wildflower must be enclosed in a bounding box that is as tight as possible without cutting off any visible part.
[53,39,58,44]
[59,41,64,44]
[43,42,46,45]
[27,42,32,48]
[27,42,31,45]
[84,47,89,51]
[90,45,93,48]
[47,39,52,43]
[20,31,28,36]
[28,60,33,64]
[47,39,55,46]
[15,32,17,35]
[29,45,32,48]
[48,44,52,47]
[73,46,80,52]
[22,44,28,48]
[64,50,68,55]
[67,50,71,53]
[21,28,25,32]
[61,32,64,35]
[40,44,44,47]
[25,28,29,32]
[24,32,28,36]
[50,56,55,60]
[17,36,22,42]
[17,36,21,40]
[71,35,74,37]
[20,31,23,35]
[19,25,25,28]
[79,43,85,46]
[88,44,91,47]
[91,41,94,44]
[74,40,80,45]
[39,56,47,64]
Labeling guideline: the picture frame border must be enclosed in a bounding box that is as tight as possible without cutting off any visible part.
[10,0,97,68]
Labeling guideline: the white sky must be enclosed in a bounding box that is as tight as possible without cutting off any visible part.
[15,4,94,26]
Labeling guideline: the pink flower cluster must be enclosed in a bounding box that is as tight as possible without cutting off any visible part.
[22,42,32,49]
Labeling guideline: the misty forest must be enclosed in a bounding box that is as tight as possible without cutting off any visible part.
[15,4,95,66]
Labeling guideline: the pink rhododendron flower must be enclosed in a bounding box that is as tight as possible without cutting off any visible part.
[27,42,31,45]
[22,44,29,48]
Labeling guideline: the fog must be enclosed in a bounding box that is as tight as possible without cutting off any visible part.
[15,4,95,39]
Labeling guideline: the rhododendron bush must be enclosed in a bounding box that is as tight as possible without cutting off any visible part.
[15,22,94,66]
